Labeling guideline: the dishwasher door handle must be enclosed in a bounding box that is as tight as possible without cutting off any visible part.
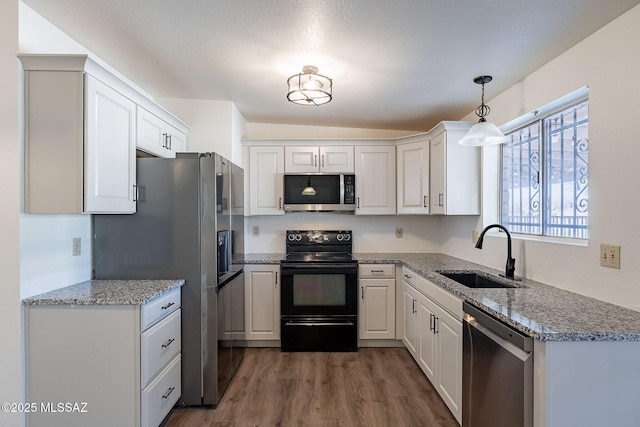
[464,314,531,361]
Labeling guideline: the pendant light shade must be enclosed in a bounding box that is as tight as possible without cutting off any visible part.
[287,65,332,106]
[459,75,506,146]
[301,176,317,196]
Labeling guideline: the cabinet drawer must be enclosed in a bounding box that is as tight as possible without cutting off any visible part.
[141,288,181,331]
[141,309,181,387]
[141,354,181,427]
[359,264,395,278]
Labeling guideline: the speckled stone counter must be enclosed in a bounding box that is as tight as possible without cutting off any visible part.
[242,253,285,264]
[22,279,184,306]
[355,253,640,342]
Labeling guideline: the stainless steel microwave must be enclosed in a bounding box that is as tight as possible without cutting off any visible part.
[283,174,356,212]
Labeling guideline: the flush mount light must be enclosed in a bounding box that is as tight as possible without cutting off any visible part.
[287,65,332,106]
[459,75,507,146]
[301,176,317,196]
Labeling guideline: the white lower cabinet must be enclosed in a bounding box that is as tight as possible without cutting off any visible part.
[402,267,462,424]
[24,288,182,427]
[244,264,280,341]
[358,264,396,340]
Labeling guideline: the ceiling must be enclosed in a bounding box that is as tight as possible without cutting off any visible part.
[21,0,640,131]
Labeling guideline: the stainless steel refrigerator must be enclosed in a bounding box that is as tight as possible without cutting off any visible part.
[93,152,245,406]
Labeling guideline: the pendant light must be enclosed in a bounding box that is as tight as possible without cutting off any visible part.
[287,65,332,106]
[459,75,506,146]
[301,176,317,196]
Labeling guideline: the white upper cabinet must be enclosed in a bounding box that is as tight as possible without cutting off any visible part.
[20,54,189,214]
[84,75,137,213]
[137,106,186,158]
[354,145,396,215]
[248,146,285,215]
[397,136,430,214]
[285,145,354,173]
[429,122,480,215]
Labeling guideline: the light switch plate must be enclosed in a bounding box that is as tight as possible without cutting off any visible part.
[252,226,260,236]
[600,244,620,269]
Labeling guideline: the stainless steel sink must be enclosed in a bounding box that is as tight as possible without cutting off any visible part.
[437,271,517,289]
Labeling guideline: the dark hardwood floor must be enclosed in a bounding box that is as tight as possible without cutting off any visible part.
[163,347,458,426]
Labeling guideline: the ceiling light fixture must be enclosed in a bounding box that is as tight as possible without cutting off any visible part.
[287,65,332,106]
[301,176,317,196]
[459,75,506,146]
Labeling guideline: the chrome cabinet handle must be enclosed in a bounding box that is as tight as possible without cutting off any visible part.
[133,185,138,202]
[321,154,325,167]
[371,269,384,273]
[412,298,416,314]
[161,302,175,310]
[279,197,282,210]
[275,271,278,288]
[162,387,175,399]
[357,197,360,209]
[167,134,172,150]
[423,195,427,208]
[434,316,439,334]
[429,313,434,331]
[161,338,175,349]
[314,154,317,166]
[162,133,168,149]
[438,193,444,206]
[361,286,364,301]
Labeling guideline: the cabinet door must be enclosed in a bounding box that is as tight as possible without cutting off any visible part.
[430,131,446,214]
[244,265,280,340]
[437,308,462,423]
[249,146,285,215]
[165,125,186,157]
[284,146,318,172]
[397,139,429,214]
[355,146,396,214]
[417,293,437,384]
[402,283,418,357]
[359,278,395,339]
[84,74,136,213]
[137,106,166,157]
[320,146,354,173]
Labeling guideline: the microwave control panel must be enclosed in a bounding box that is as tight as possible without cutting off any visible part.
[344,175,356,204]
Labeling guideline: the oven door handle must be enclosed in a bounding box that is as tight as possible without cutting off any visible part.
[285,321,355,327]
[280,263,358,274]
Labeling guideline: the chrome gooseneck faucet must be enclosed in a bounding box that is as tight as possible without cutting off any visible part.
[475,224,516,279]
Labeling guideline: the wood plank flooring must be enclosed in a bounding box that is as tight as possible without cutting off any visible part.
[163,347,458,427]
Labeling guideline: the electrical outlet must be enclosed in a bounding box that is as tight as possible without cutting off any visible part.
[600,244,620,269]
[472,231,479,244]
[72,237,81,256]
[252,226,260,236]
[395,227,403,238]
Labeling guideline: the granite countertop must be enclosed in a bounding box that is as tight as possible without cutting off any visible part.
[354,253,640,342]
[242,252,640,342]
[22,279,184,306]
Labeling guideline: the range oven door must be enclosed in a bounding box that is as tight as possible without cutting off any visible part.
[280,262,358,352]
[280,262,358,317]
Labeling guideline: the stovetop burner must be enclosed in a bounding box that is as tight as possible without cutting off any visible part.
[283,230,354,264]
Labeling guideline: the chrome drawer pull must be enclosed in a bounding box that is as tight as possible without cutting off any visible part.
[371,269,384,273]
[162,386,175,399]
[161,338,175,349]
[161,302,175,310]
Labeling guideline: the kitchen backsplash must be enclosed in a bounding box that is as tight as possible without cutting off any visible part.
[244,213,442,253]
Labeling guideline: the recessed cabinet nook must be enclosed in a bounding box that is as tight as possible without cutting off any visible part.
[20,54,189,214]
[242,121,478,216]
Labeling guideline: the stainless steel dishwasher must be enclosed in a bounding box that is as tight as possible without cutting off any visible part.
[462,302,533,427]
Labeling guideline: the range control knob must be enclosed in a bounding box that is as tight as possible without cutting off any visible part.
[287,233,296,241]
[343,233,351,241]
[295,234,302,241]
[336,234,344,241]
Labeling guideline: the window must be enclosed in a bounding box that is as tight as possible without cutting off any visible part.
[501,95,589,239]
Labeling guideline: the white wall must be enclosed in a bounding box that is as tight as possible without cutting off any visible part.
[156,98,239,160]
[246,213,442,253]
[442,4,640,311]
[0,2,22,425]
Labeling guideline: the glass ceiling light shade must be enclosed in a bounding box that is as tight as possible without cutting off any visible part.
[459,75,507,146]
[287,65,332,106]
[301,176,317,196]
